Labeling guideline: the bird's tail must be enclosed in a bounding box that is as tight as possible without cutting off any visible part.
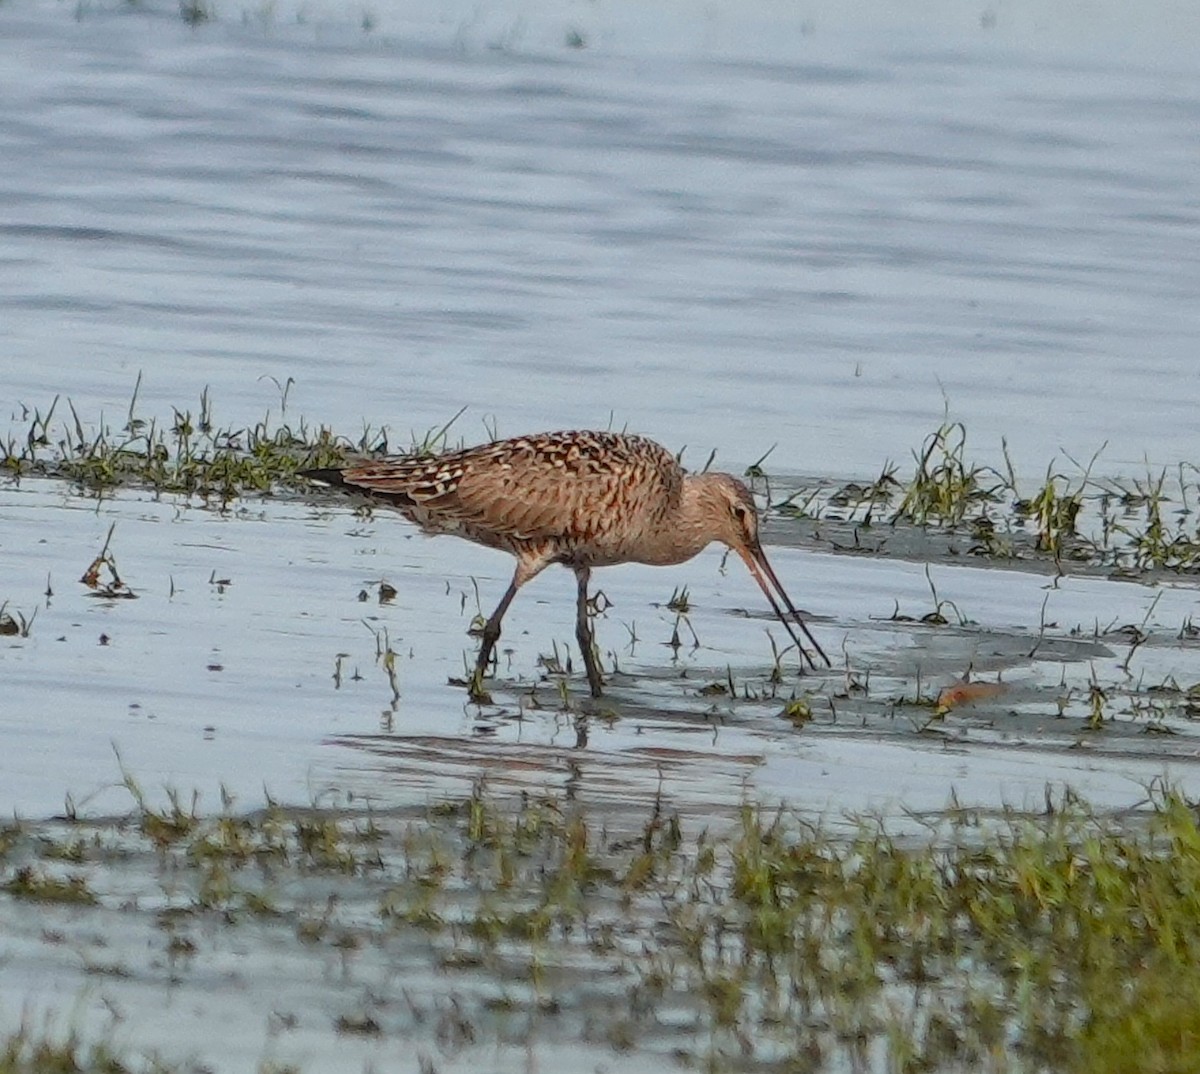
[298,467,349,488]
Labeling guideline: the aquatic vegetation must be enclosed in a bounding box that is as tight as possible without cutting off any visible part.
[178,0,212,26]
[772,426,1200,582]
[4,779,1200,1071]
[8,384,1200,585]
[78,524,136,600]
[384,784,1200,1073]
[1018,457,1090,561]
[1,865,96,905]
[892,420,1007,527]
[0,1027,133,1074]
[0,1021,292,1073]
[2,383,376,504]
[0,603,35,638]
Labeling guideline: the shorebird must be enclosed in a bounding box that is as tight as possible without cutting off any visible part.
[303,430,829,699]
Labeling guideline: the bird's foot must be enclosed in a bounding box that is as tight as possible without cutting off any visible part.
[467,667,493,705]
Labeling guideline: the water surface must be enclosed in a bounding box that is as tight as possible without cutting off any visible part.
[2,0,1199,478]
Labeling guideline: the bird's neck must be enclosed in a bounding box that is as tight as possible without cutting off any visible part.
[637,477,720,566]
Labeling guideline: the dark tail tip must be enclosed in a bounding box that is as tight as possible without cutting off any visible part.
[299,467,348,488]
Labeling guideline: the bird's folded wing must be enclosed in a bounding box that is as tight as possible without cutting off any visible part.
[338,432,681,543]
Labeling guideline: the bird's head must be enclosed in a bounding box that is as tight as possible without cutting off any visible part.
[694,471,829,670]
[697,473,762,554]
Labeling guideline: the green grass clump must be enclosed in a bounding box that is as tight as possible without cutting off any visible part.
[2,383,375,503]
[375,785,1200,1073]
[0,602,36,639]
[2,382,479,505]
[11,383,1200,582]
[9,779,1200,1071]
[690,791,1200,1073]
[0,1023,290,1074]
[0,1027,131,1074]
[2,866,97,905]
[1,384,487,506]
[764,421,1200,580]
[891,420,1006,527]
[0,823,22,861]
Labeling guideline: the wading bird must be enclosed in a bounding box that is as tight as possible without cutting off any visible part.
[303,430,828,698]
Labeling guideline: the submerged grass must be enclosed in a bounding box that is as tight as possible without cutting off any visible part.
[8,384,1200,579]
[0,1021,294,1074]
[1,866,96,905]
[0,1026,133,1074]
[1,383,478,505]
[769,420,1200,579]
[4,781,1200,1071]
[890,420,1006,527]
[9,389,1200,1066]
[3,384,375,504]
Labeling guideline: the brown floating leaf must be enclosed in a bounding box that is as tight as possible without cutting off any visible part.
[80,523,136,598]
[80,556,104,590]
[936,679,1008,713]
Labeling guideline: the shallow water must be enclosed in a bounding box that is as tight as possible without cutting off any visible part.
[5,477,1200,826]
[3,1,1200,1067]
[8,477,1200,1070]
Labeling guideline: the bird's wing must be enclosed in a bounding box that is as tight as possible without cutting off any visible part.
[336,432,682,543]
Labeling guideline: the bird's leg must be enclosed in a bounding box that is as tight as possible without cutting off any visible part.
[574,566,605,698]
[471,575,521,700]
[470,556,551,700]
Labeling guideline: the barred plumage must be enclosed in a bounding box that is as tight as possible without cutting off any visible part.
[304,430,827,699]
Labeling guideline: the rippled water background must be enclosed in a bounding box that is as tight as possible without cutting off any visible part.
[2,3,1200,1067]
[3,0,1199,479]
